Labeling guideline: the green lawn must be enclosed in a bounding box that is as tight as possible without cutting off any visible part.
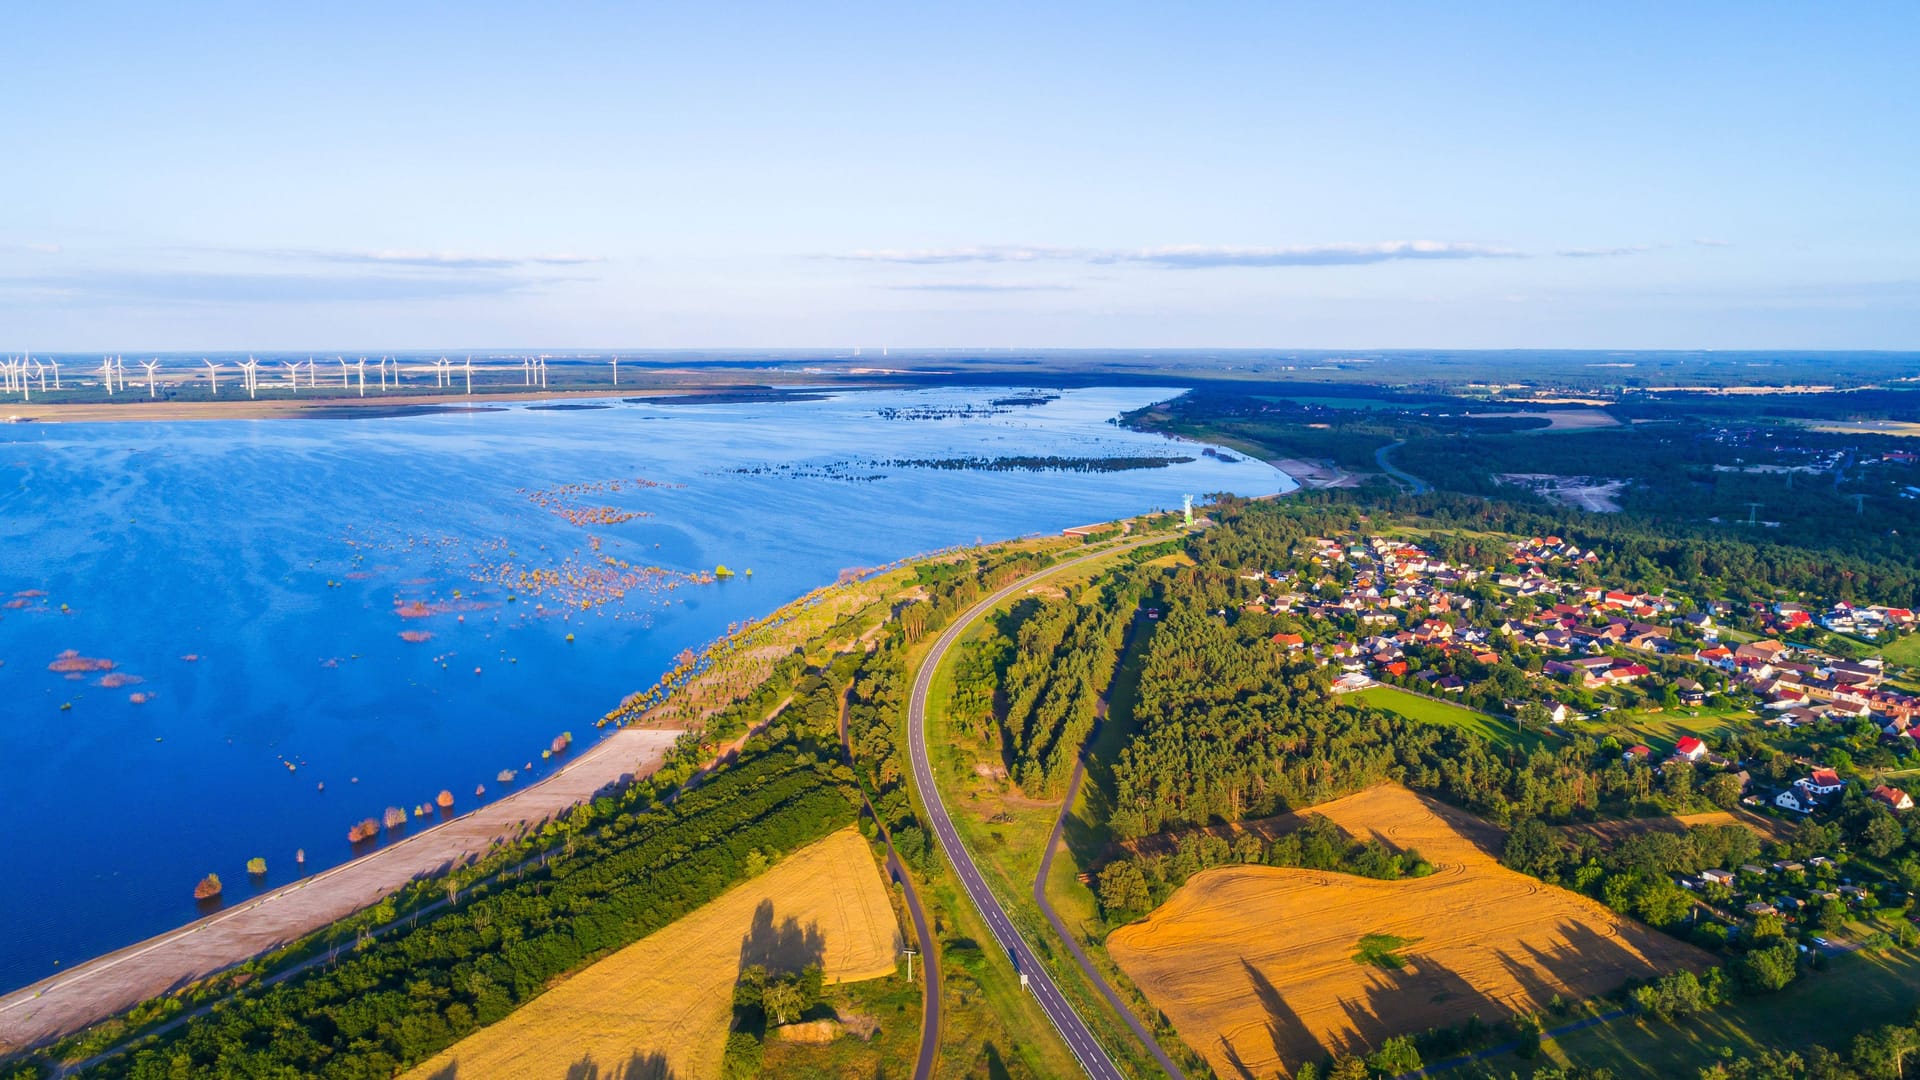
[1351,685,1544,749]
[1875,633,1920,668]
[1572,705,1752,754]
[1492,946,1920,1078]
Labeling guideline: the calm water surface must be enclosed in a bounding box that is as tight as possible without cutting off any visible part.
[0,386,1289,991]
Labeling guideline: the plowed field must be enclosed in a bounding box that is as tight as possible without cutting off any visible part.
[404,827,901,1080]
[1106,786,1709,1078]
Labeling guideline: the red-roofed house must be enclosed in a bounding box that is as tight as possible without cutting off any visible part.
[1796,769,1845,797]
[1271,632,1305,649]
[1672,736,1708,762]
[1872,785,1915,811]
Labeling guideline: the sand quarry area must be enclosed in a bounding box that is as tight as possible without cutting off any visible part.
[404,827,902,1080]
[0,727,682,1054]
[1106,786,1708,1078]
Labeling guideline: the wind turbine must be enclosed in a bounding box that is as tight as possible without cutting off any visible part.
[538,356,549,389]
[355,357,367,396]
[463,355,473,394]
[100,357,116,395]
[522,356,532,386]
[204,359,222,396]
[49,359,60,390]
[337,357,351,389]
[140,359,160,398]
[33,358,48,393]
[241,357,259,399]
[283,360,302,391]
[115,356,128,392]
[611,354,619,386]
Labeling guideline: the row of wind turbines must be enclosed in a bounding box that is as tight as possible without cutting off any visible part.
[0,354,629,401]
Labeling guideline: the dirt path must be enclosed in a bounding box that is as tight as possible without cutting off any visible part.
[0,727,683,1054]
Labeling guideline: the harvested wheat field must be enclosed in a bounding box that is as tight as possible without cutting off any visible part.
[1106,786,1709,1079]
[404,828,901,1080]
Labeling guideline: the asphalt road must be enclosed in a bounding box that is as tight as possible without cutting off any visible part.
[908,536,1168,1080]
[1037,749,1188,1080]
[1375,440,1433,494]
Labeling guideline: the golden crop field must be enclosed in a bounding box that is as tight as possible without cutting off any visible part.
[1106,786,1709,1078]
[404,828,902,1080]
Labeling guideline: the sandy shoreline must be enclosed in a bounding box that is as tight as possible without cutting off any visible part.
[0,726,682,1054]
[1269,456,1359,488]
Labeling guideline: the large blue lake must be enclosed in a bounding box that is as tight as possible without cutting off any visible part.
[0,385,1289,992]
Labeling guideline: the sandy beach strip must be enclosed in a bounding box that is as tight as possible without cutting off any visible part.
[1269,456,1358,488]
[0,726,682,1054]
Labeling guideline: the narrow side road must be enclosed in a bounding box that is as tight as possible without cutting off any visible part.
[1036,753,1188,1079]
[1375,440,1432,494]
[839,685,942,1080]
[907,535,1168,1080]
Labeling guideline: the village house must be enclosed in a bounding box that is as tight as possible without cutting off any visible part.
[1670,736,1709,763]
[1775,789,1817,814]
[1795,769,1846,798]
[1871,785,1915,811]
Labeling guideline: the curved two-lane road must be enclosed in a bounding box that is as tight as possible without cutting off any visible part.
[907,536,1165,1080]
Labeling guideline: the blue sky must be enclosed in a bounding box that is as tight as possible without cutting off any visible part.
[1,3,1915,350]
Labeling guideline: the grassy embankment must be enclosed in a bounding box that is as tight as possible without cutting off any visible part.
[916,541,1213,1079]
[816,538,1097,1080]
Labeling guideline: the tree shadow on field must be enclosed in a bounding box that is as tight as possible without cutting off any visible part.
[1240,957,1322,1069]
[563,1049,676,1080]
[738,898,827,975]
[1511,919,1669,1003]
[1334,953,1507,1060]
[981,1041,1013,1080]
[423,1063,458,1080]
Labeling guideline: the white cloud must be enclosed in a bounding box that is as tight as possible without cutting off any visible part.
[835,241,1523,268]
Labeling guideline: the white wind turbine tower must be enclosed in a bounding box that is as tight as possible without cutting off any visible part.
[34,358,48,394]
[337,357,351,389]
[50,358,60,390]
[203,359,222,396]
[307,358,319,388]
[538,356,549,388]
[140,359,160,398]
[242,357,260,399]
[283,360,302,391]
[116,356,129,392]
[463,355,473,394]
[100,357,116,395]
[355,357,367,396]
[522,356,532,386]
[611,354,619,386]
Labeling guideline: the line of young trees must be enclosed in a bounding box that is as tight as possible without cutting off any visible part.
[954,580,1138,798]
[80,749,861,1079]
[1096,813,1431,922]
